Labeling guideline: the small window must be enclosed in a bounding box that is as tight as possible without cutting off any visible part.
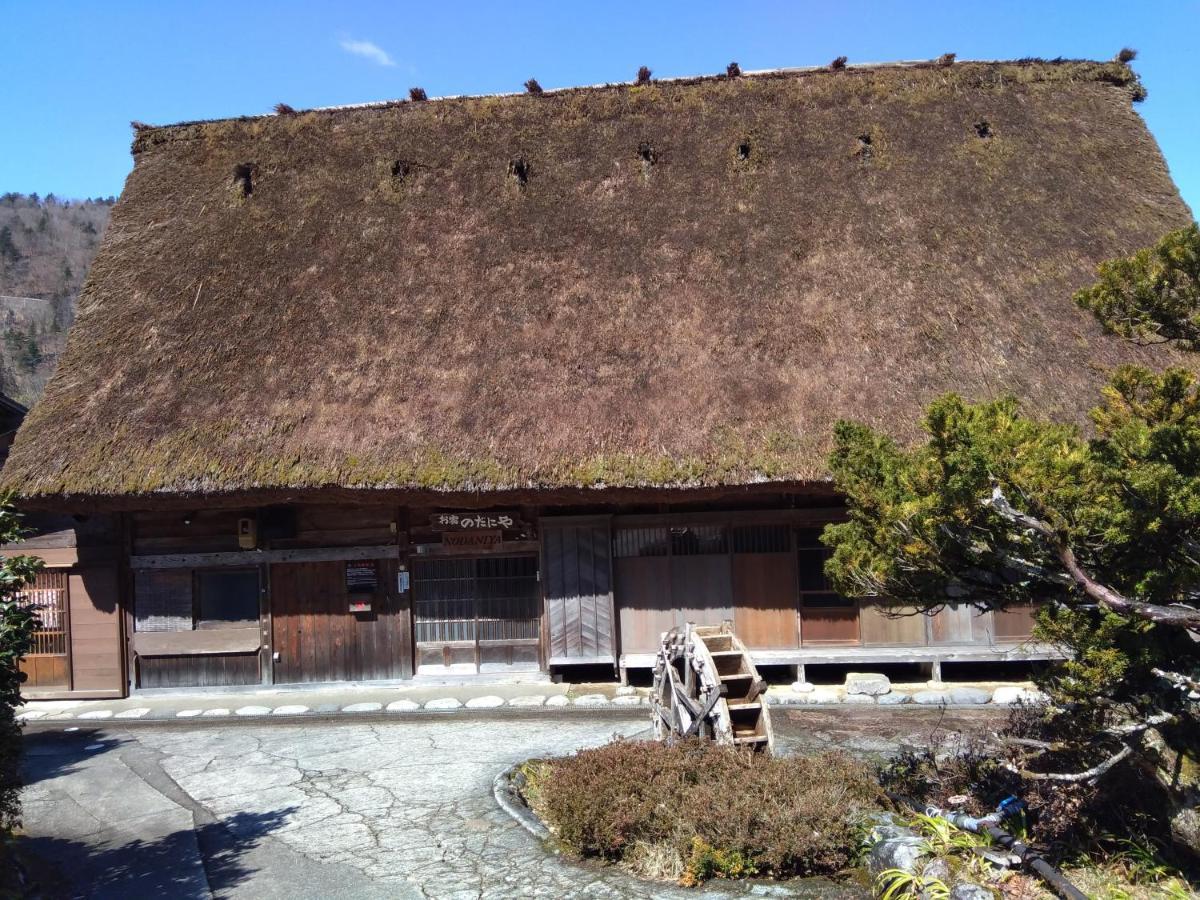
[797,547,833,592]
[671,525,727,556]
[613,526,669,558]
[731,524,790,553]
[196,569,259,629]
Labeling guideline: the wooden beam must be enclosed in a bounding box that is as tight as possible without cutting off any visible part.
[130,544,400,570]
[609,507,847,528]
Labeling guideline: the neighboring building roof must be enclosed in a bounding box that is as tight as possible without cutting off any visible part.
[1,58,1193,505]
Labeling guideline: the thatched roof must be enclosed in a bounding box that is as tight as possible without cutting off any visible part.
[3,59,1193,506]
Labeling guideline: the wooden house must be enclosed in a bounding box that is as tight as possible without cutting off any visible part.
[1,59,1193,696]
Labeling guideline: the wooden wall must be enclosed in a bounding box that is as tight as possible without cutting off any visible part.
[271,558,411,683]
[139,652,260,688]
[129,504,405,689]
[67,567,123,693]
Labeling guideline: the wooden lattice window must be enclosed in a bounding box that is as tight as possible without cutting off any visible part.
[19,571,69,656]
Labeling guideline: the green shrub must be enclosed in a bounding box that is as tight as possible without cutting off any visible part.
[523,739,885,883]
[0,500,43,839]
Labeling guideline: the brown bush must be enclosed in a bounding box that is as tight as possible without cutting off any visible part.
[524,739,884,882]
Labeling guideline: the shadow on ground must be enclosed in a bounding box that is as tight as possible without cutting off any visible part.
[17,808,296,899]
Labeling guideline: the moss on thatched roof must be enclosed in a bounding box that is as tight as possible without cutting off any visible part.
[2,59,1192,503]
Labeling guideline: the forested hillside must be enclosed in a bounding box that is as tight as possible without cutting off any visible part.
[0,193,113,404]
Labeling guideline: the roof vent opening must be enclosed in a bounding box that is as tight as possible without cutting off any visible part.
[508,157,530,187]
[736,140,752,161]
[856,133,873,162]
[726,61,742,78]
[232,163,256,198]
[974,120,993,139]
[636,66,652,85]
[390,160,413,187]
[524,78,543,95]
[409,86,428,102]
[830,56,848,70]
[638,141,657,178]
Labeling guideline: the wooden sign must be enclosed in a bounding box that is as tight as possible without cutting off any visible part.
[442,530,503,551]
[345,560,378,594]
[430,512,523,531]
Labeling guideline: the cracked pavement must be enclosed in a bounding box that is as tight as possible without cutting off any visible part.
[18,708,1003,898]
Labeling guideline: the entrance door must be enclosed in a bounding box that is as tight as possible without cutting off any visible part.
[271,559,411,683]
[412,555,541,675]
[18,571,71,690]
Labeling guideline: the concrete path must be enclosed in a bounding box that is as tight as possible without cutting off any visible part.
[18,708,1004,899]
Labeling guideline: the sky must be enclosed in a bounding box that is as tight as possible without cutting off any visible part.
[1,1,1197,214]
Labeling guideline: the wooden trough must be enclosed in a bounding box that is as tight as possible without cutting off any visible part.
[650,622,774,753]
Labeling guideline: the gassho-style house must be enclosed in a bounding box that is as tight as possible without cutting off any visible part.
[1,57,1192,700]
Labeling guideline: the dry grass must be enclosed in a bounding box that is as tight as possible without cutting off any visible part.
[2,59,1191,501]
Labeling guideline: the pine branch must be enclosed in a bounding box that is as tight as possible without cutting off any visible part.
[985,488,1200,630]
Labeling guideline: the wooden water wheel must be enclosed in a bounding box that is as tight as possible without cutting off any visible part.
[650,622,774,753]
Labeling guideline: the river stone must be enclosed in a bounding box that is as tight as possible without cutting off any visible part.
[949,687,991,705]
[342,702,382,713]
[843,694,876,704]
[573,694,609,707]
[868,835,927,876]
[465,695,505,709]
[922,857,952,881]
[845,672,891,696]
[913,690,951,705]
[950,884,993,900]
[544,695,570,707]
[386,699,420,712]
[507,695,546,707]
[992,686,1048,705]
[791,681,815,693]
[877,692,911,705]
[614,685,636,697]
[423,697,462,710]
[611,695,642,706]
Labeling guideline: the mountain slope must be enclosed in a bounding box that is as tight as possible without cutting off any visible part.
[0,192,113,404]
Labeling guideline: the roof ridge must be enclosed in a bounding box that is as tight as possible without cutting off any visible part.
[134,56,1127,133]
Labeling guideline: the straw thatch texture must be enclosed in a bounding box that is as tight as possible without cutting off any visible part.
[2,60,1192,503]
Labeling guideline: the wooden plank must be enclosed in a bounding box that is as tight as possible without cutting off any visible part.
[615,556,673,655]
[622,641,1068,668]
[131,545,400,570]
[732,553,799,649]
[860,601,927,647]
[133,627,261,656]
[68,567,123,694]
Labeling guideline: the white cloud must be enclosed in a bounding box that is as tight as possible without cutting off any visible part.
[339,38,396,67]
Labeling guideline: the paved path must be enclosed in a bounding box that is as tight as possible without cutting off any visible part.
[18,708,1003,899]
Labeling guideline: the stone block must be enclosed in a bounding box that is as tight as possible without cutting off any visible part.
[948,687,991,705]
[845,672,891,696]
[912,690,951,706]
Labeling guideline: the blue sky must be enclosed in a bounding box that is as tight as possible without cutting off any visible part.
[2,1,1197,214]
